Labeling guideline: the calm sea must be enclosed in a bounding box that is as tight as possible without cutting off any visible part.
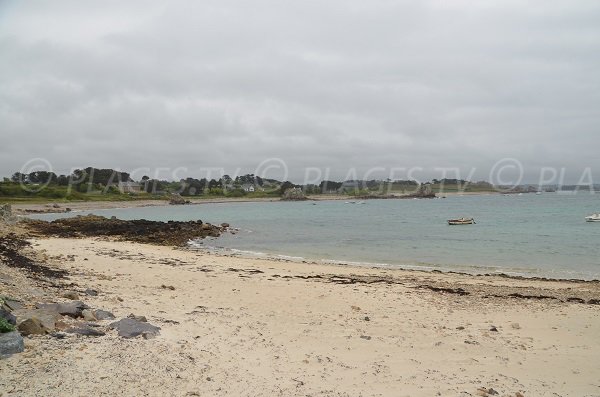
[30,193,600,280]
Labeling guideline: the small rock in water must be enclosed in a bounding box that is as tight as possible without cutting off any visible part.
[0,331,25,356]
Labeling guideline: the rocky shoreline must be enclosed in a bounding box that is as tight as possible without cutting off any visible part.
[23,215,227,246]
[1,214,229,359]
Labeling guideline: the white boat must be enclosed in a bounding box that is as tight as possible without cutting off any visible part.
[585,213,600,222]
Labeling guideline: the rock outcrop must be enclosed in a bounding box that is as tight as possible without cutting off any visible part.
[24,215,226,246]
[281,188,307,201]
[168,193,188,205]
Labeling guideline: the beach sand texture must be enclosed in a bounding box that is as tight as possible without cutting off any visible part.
[1,237,599,396]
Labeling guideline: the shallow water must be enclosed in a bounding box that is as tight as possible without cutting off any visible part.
[31,193,600,280]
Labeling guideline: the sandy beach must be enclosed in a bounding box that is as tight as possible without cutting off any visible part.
[1,234,599,397]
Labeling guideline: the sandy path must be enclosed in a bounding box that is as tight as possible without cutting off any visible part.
[1,237,599,396]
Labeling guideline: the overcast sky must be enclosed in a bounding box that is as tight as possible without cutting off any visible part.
[1,0,599,184]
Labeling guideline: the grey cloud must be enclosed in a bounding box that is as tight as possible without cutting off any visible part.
[1,0,599,183]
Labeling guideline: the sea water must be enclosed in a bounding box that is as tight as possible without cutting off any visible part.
[30,193,600,280]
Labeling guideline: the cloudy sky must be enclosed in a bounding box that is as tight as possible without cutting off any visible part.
[1,0,599,184]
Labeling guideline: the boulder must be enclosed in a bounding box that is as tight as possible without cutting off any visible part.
[82,309,97,321]
[3,299,23,311]
[281,188,307,201]
[109,318,160,339]
[94,309,115,320]
[169,193,187,205]
[36,301,88,318]
[65,325,105,337]
[0,331,24,356]
[17,318,48,336]
[13,308,61,333]
[0,308,16,325]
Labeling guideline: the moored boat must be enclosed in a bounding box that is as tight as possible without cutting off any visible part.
[447,217,475,225]
[585,213,600,222]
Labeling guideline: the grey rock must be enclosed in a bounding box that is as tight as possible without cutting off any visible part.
[127,313,147,322]
[65,325,105,337]
[82,309,97,321]
[94,309,115,320]
[3,299,23,311]
[0,331,24,356]
[36,301,88,318]
[13,309,60,332]
[84,289,99,296]
[109,318,160,339]
[0,307,16,325]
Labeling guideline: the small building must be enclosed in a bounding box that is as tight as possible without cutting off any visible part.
[241,184,255,193]
[117,181,142,194]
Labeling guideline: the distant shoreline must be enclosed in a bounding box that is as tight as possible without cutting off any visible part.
[8,191,501,215]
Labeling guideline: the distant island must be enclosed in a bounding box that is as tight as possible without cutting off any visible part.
[0,166,589,204]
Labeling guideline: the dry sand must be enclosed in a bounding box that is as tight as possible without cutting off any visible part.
[1,237,599,397]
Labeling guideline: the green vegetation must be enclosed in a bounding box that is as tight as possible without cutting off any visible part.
[0,317,15,333]
[0,167,499,203]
